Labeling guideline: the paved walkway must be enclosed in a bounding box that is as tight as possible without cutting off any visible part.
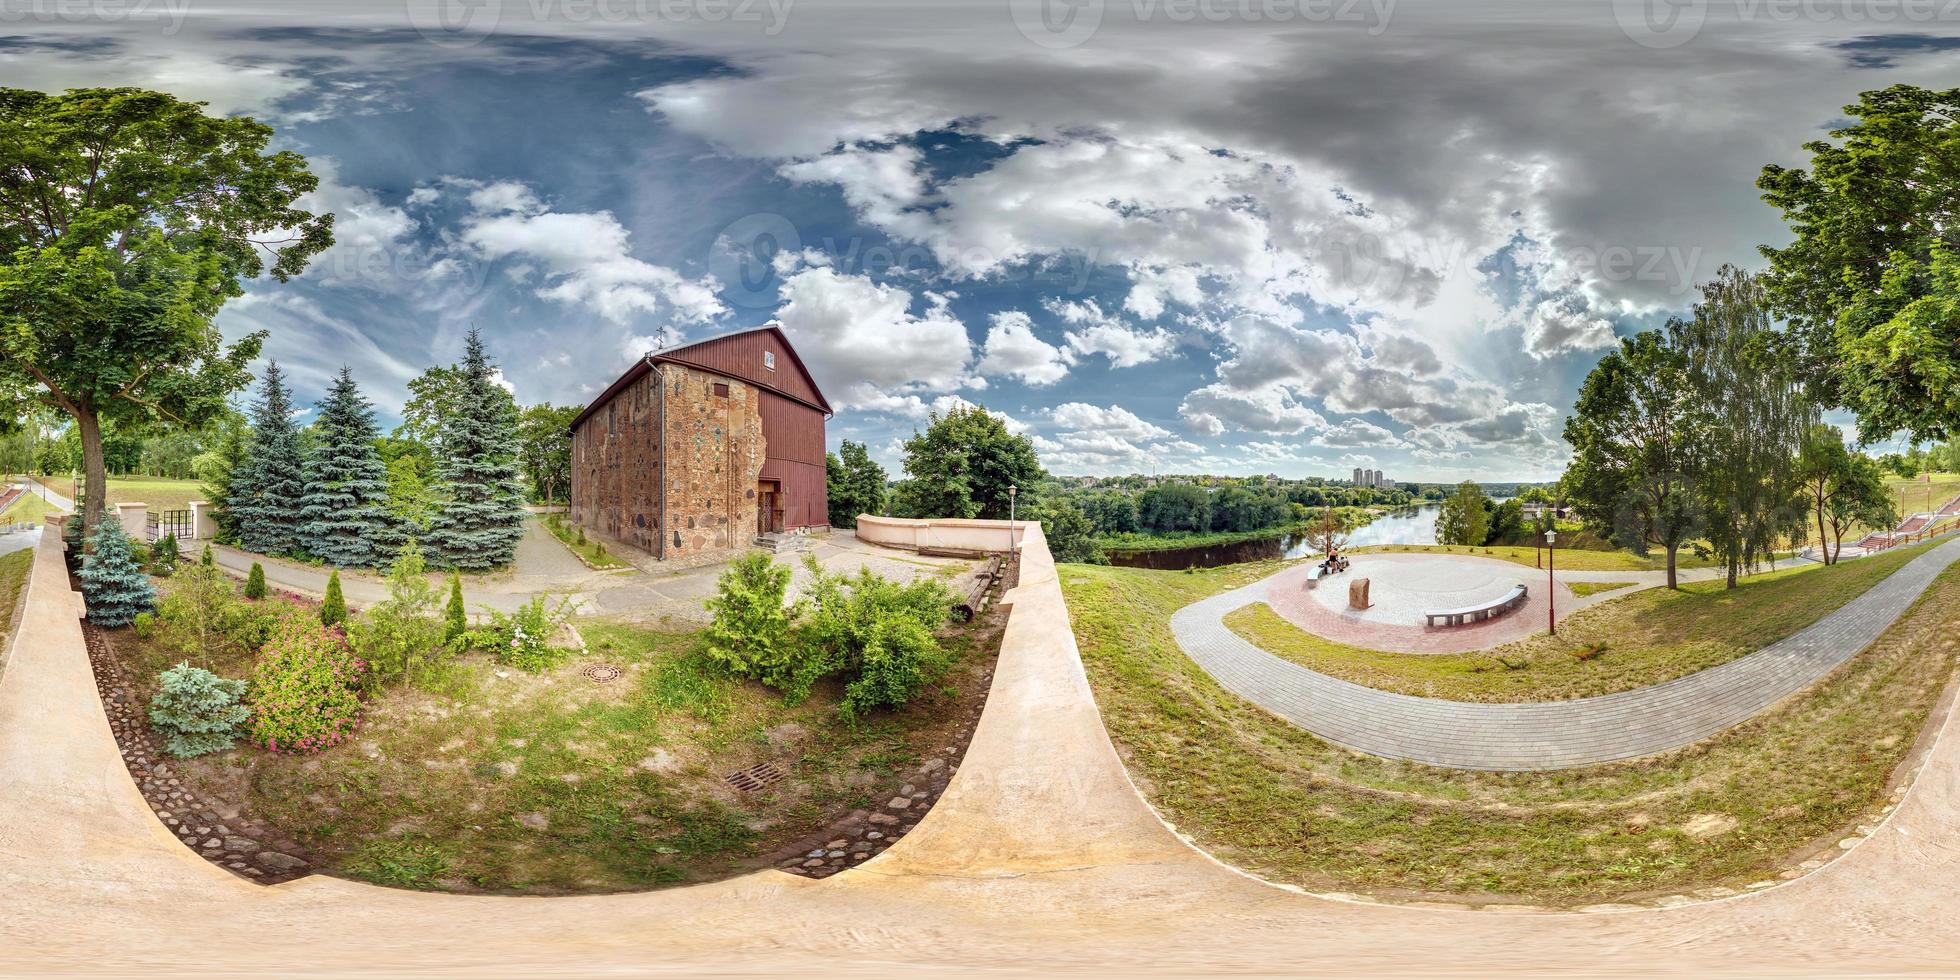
[1171,534,1960,770]
[0,528,39,558]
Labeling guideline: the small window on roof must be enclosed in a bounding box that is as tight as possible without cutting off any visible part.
[763,350,776,371]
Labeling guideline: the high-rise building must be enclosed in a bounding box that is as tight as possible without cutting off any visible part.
[1352,467,1364,485]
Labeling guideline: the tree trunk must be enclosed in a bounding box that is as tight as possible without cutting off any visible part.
[1815,501,1831,565]
[75,406,107,548]
[1726,556,1740,589]
[1665,542,1679,590]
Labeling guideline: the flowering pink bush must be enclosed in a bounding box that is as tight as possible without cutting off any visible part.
[246,617,368,755]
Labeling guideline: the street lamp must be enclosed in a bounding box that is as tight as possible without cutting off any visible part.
[1007,485,1018,555]
[1545,528,1557,636]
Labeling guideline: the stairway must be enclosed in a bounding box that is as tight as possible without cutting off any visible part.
[753,532,808,555]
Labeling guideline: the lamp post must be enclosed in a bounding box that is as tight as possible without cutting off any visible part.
[1545,528,1557,636]
[1007,485,1018,555]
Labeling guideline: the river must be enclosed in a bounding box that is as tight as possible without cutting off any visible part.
[1106,504,1446,570]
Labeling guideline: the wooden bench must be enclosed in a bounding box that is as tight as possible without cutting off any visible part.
[952,555,1007,623]
[1424,583,1528,627]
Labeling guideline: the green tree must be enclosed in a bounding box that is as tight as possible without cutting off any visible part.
[1436,480,1489,546]
[1795,424,1897,564]
[79,512,155,626]
[383,452,433,535]
[320,569,346,627]
[395,363,518,458]
[825,439,888,527]
[1682,267,1815,588]
[229,363,308,555]
[891,405,1042,520]
[0,88,330,541]
[1561,328,1706,588]
[1759,85,1960,441]
[1035,498,1103,563]
[245,561,266,600]
[300,368,398,567]
[517,403,578,504]
[1137,483,1209,533]
[424,330,528,571]
[194,407,249,543]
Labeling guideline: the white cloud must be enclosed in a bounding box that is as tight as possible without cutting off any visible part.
[453,179,725,326]
[976,311,1071,386]
[1048,402,1171,441]
[1046,299,1177,369]
[772,267,974,410]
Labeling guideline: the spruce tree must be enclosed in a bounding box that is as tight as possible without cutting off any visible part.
[245,561,267,599]
[79,513,156,627]
[300,367,399,567]
[425,330,528,570]
[320,569,346,626]
[230,362,308,556]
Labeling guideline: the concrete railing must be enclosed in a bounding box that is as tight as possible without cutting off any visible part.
[854,514,1035,555]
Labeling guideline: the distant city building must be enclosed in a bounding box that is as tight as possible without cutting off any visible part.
[1348,468,1390,489]
[1352,467,1364,485]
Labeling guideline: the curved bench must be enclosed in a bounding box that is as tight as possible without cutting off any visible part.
[1423,583,1527,627]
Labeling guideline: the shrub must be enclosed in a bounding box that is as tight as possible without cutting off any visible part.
[320,569,346,626]
[443,571,467,645]
[702,552,811,696]
[199,544,216,568]
[63,513,84,557]
[132,611,157,638]
[479,594,575,673]
[347,540,446,686]
[149,662,249,758]
[800,557,956,718]
[150,532,179,576]
[246,619,365,754]
[154,559,236,656]
[245,561,267,599]
[79,514,156,627]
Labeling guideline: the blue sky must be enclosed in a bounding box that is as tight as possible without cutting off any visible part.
[5,1,1952,480]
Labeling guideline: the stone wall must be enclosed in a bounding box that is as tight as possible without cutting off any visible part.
[570,361,767,565]
[659,363,765,563]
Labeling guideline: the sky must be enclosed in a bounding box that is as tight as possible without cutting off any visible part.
[6,0,1956,481]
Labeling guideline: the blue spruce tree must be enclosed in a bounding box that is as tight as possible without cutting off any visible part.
[425,330,527,571]
[79,513,156,627]
[230,362,308,556]
[300,367,399,567]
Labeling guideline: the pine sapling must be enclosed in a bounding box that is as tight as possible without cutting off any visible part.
[245,561,267,599]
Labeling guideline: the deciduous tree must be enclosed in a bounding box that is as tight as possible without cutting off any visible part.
[0,88,330,540]
[825,439,888,528]
[891,405,1042,521]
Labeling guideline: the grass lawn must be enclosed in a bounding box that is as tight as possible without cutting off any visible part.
[31,475,205,513]
[2,492,52,526]
[0,548,31,645]
[1063,554,1960,906]
[539,513,630,569]
[1568,580,1636,597]
[1222,539,1940,703]
[110,600,1001,893]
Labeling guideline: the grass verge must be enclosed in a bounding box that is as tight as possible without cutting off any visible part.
[1568,580,1636,597]
[1064,553,1960,906]
[539,513,629,569]
[1221,539,1940,703]
[0,548,31,645]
